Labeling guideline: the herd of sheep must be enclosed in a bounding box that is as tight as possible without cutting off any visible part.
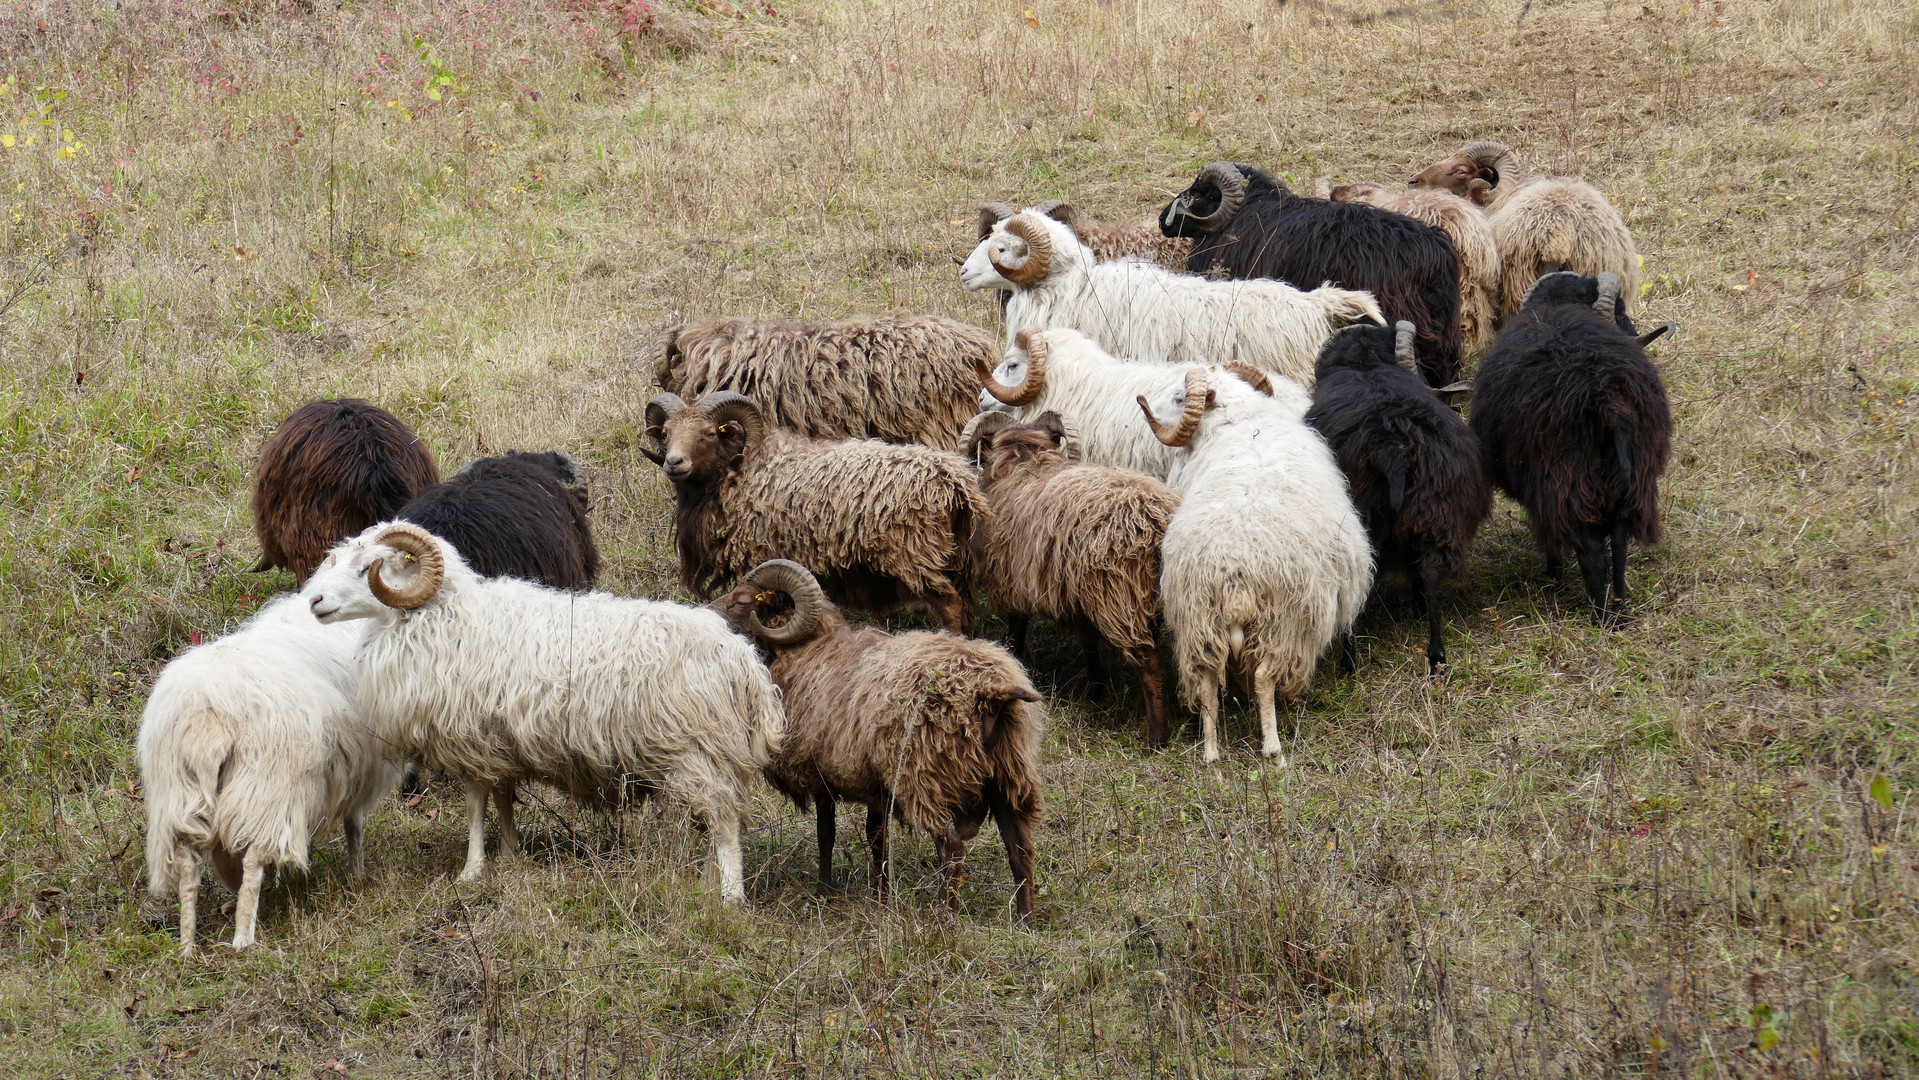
[136,142,1676,952]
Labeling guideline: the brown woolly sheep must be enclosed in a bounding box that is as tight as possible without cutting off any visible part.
[252,399,440,585]
[1409,141,1640,319]
[658,314,997,451]
[961,410,1180,747]
[978,201,1191,271]
[1325,181,1502,349]
[713,559,1045,922]
[645,391,984,633]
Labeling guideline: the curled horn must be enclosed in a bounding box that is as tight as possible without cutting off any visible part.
[976,201,1020,240]
[988,214,1055,286]
[1217,361,1272,396]
[1637,322,1676,347]
[1518,270,1579,309]
[1464,177,1494,205]
[367,523,446,610]
[1033,410,1084,459]
[697,391,765,462]
[1030,199,1077,229]
[1592,272,1622,316]
[960,410,1018,466]
[641,392,689,465]
[982,327,1049,406]
[656,325,686,390]
[740,559,826,647]
[1138,369,1211,448]
[1460,140,1517,186]
[1393,321,1419,375]
[1175,162,1248,233]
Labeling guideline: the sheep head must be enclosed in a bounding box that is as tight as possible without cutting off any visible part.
[1409,141,1516,202]
[644,391,764,485]
[960,410,1019,468]
[1160,161,1248,237]
[966,410,1081,484]
[712,559,829,648]
[303,522,447,623]
[980,327,1050,407]
[1138,369,1214,448]
[960,212,1055,292]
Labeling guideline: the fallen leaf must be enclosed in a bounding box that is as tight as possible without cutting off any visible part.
[125,996,146,1021]
[1022,9,1037,28]
[36,887,65,900]
[125,466,147,483]
[322,1059,350,1075]
[171,1003,209,1016]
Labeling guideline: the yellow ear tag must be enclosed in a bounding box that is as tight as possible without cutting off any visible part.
[719,423,738,436]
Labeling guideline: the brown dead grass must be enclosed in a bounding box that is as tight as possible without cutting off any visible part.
[1,0,1915,1075]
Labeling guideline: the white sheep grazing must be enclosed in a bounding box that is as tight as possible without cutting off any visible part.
[1140,368,1375,763]
[959,209,1383,387]
[301,522,784,903]
[139,596,399,956]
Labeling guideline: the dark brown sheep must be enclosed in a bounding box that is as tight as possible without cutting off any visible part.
[252,399,439,584]
[712,559,1045,922]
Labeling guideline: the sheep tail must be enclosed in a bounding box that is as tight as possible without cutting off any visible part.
[141,720,229,896]
[1614,429,1632,483]
[1315,284,1387,328]
[1378,442,1409,516]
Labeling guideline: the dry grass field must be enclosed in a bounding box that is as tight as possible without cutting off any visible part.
[2,0,1916,1074]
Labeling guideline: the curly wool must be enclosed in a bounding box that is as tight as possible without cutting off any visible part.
[139,596,396,898]
[659,314,996,450]
[973,428,1178,652]
[1068,215,1193,271]
[1330,183,1502,349]
[1489,178,1641,320]
[679,431,985,602]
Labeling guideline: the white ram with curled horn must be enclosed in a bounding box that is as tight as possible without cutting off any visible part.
[960,209,1383,386]
[300,522,785,902]
[1137,367,1374,763]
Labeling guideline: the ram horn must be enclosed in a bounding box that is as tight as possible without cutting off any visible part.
[641,392,689,465]
[1393,320,1420,375]
[1030,199,1077,229]
[697,391,765,462]
[1217,360,1273,396]
[1592,272,1622,315]
[1459,140,1517,186]
[1464,177,1494,205]
[982,327,1049,406]
[977,201,1020,240]
[1165,162,1248,234]
[1637,322,1677,347]
[1518,270,1578,309]
[367,523,446,610]
[1032,410,1084,460]
[656,325,686,390]
[1139,369,1211,448]
[741,559,826,646]
[960,410,1018,466]
[988,214,1054,286]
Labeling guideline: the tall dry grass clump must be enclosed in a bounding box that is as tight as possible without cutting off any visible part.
[1,0,1915,1076]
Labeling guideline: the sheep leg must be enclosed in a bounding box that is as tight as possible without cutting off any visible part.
[1574,527,1613,628]
[1609,520,1631,622]
[1545,552,1564,580]
[984,780,1036,924]
[1007,613,1032,663]
[1337,630,1359,675]
[1125,646,1171,749]
[1254,666,1288,765]
[1076,618,1109,696]
[708,808,745,905]
[929,583,969,635]
[494,783,519,862]
[1196,673,1223,764]
[1422,561,1448,675]
[815,799,840,895]
[175,844,200,958]
[458,783,490,882]
[934,826,967,912]
[231,848,266,951]
[865,806,890,901]
[345,806,367,879]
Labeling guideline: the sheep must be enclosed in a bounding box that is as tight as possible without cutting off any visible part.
[301,522,785,900]
[960,209,1383,388]
[139,596,399,956]
[1324,181,1503,350]
[643,390,985,633]
[710,559,1044,921]
[657,313,997,450]
[1305,322,1492,672]
[1159,161,1465,386]
[252,399,440,585]
[1470,272,1673,626]
[1409,141,1641,320]
[398,450,599,590]
[977,200,1191,271]
[1139,367,1374,763]
[960,409,1180,746]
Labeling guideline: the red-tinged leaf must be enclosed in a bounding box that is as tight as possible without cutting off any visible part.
[189,632,203,646]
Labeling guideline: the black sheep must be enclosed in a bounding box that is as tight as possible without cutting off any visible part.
[1307,322,1492,672]
[1470,271,1673,626]
[397,451,599,590]
[1160,161,1465,387]
[252,399,440,585]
